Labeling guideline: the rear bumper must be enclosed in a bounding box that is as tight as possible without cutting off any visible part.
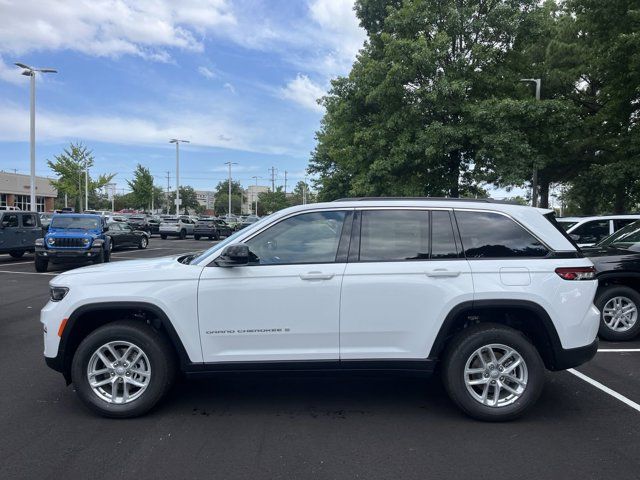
[549,338,598,371]
[194,228,217,235]
[159,230,183,236]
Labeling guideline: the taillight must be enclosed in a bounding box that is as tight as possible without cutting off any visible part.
[555,266,596,280]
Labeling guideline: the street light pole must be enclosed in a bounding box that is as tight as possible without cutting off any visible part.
[169,139,189,215]
[251,175,260,216]
[225,162,238,217]
[15,63,57,212]
[85,158,89,211]
[520,78,541,207]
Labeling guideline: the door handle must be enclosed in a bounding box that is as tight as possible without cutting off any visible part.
[426,269,461,278]
[299,272,334,281]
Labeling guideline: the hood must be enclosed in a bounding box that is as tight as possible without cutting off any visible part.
[47,228,99,238]
[57,255,185,276]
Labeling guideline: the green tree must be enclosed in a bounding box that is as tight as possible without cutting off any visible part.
[47,143,115,211]
[126,164,155,210]
[213,180,243,215]
[259,187,289,213]
[288,181,315,206]
[168,186,200,214]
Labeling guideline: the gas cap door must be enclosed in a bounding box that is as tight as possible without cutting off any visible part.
[499,267,531,286]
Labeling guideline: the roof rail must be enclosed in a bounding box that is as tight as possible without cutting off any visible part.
[332,196,519,204]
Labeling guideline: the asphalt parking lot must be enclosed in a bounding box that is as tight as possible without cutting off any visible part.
[1,238,639,480]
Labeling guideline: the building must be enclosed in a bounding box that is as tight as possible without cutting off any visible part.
[195,190,215,210]
[0,172,57,212]
[243,185,269,214]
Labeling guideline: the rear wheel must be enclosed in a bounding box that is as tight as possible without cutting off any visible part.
[9,250,25,259]
[71,320,176,418]
[138,236,148,249]
[596,286,640,341]
[160,234,167,240]
[35,256,48,272]
[179,229,186,240]
[442,323,544,422]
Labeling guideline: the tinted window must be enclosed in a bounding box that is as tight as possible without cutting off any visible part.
[50,216,99,230]
[1,214,18,228]
[456,211,548,258]
[571,220,610,244]
[431,211,458,259]
[359,210,429,261]
[614,219,636,231]
[246,211,346,265]
[22,214,37,227]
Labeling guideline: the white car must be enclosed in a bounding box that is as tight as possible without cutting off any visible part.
[159,216,195,239]
[41,199,599,421]
[557,215,640,247]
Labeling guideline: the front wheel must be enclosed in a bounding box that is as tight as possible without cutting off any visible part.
[93,249,104,264]
[160,234,167,240]
[179,229,186,240]
[442,323,544,422]
[35,256,48,272]
[138,236,148,249]
[71,320,176,418]
[194,234,201,240]
[596,286,640,341]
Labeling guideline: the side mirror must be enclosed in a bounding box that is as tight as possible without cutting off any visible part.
[215,244,250,267]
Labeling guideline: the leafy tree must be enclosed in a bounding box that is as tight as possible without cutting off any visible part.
[168,186,200,214]
[259,187,289,213]
[287,181,315,206]
[126,164,155,210]
[213,180,243,215]
[47,143,115,211]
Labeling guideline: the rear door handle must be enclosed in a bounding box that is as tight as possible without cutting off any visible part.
[426,269,461,278]
[299,272,334,281]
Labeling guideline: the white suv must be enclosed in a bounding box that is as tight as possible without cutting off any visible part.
[41,199,599,421]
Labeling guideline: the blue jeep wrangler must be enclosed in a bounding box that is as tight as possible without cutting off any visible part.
[34,214,111,272]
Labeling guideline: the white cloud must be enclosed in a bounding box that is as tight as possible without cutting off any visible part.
[198,66,216,79]
[0,0,235,60]
[223,82,236,94]
[0,56,23,85]
[281,74,325,112]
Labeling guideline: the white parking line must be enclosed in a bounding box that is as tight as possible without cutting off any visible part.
[567,368,640,413]
[0,260,34,266]
[598,349,640,353]
[0,270,56,276]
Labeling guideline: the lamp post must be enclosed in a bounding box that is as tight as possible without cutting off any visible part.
[251,175,260,216]
[15,63,57,212]
[224,162,238,218]
[520,78,541,207]
[169,139,189,214]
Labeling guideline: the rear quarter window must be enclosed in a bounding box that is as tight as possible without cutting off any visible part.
[455,210,549,258]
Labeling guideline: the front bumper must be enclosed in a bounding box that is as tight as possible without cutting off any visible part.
[36,245,103,261]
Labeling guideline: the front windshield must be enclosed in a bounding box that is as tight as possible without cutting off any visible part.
[190,213,275,265]
[51,216,100,230]
[163,218,178,223]
[598,221,640,248]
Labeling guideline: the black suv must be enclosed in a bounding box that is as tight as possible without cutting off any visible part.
[0,211,42,258]
[583,220,640,341]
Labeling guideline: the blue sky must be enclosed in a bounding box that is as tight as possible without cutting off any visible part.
[0,0,366,193]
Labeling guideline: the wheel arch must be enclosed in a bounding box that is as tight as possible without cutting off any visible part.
[428,300,566,371]
[56,301,190,384]
[596,273,640,295]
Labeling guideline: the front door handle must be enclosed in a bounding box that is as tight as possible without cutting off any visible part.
[299,271,334,281]
[426,269,461,278]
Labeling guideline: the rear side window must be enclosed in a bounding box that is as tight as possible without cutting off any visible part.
[359,210,429,261]
[22,214,37,227]
[571,220,610,244]
[455,211,548,258]
[1,214,18,228]
[614,219,636,231]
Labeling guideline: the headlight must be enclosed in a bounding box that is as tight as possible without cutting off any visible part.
[46,237,55,246]
[50,286,69,302]
[82,238,90,245]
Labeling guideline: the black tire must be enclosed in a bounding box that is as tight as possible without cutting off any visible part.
[194,234,201,240]
[442,323,545,422]
[595,286,640,341]
[160,234,167,240]
[93,249,104,264]
[138,236,148,249]
[34,256,48,272]
[9,250,25,259]
[179,229,186,240]
[214,232,220,240]
[71,320,176,418]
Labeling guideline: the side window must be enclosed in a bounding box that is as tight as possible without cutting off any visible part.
[246,211,346,265]
[22,214,36,227]
[359,210,429,261]
[455,211,549,258]
[1,214,19,228]
[571,220,610,244]
[614,219,635,231]
[431,210,458,259]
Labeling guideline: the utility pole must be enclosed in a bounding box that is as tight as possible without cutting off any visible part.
[15,63,57,212]
[269,167,277,191]
[251,175,260,216]
[84,158,89,211]
[284,171,288,195]
[165,171,171,214]
[169,139,189,214]
[520,78,541,207]
[303,175,308,205]
[225,161,238,217]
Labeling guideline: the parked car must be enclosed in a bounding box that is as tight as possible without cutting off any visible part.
[0,211,42,258]
[557,215,640,247]
[214,218,233,237]
[235,216,259,231]
[106,222,149,251]
[126,215,151,234]
[34,214,110,272]
[147,216,161,235]
[159,216,195,239]
[193,218,222,240]
[582,220,640,341]
[42,199,599,421]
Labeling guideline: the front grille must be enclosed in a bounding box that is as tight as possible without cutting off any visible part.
[52,237,86,248]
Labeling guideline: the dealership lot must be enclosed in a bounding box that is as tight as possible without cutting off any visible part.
[1,238,639,480]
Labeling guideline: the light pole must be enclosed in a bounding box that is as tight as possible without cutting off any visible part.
[169,139,189,214]
[224,162,238,218]
[303,175,308,205]
[520,78,541,207]
[15,63,57,212]
[251,175,260,216]
[84,158,89,211]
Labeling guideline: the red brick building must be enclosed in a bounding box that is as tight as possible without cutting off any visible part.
[0,172,57,212]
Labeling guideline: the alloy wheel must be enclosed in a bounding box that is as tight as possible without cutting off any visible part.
[602,296,638,332]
